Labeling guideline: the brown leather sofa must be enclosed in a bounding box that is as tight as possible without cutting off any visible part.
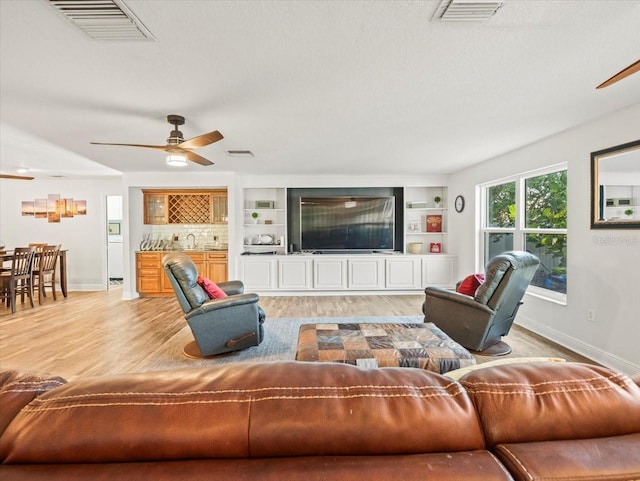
[1,362,639,480]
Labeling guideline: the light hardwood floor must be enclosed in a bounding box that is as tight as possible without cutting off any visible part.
[0,286,595,379]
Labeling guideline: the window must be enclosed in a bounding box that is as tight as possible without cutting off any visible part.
[480,165,567,301]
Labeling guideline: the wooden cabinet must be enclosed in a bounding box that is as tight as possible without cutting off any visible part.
[136,252,163,293]
[144,193,168,224]
[143,189,227,225]
[136,251,228,297]
[205,252,228,282]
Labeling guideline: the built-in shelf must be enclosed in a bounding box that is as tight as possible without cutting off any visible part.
[243,188,288,254]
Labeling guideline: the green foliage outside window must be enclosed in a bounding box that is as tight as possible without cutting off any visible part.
[487,182,515,228]
[525,171,567,276]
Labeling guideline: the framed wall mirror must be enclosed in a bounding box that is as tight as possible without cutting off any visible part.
[591,139,640,229]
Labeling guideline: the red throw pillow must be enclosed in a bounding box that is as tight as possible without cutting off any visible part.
[457,273,485,297]
[197,276,228,299]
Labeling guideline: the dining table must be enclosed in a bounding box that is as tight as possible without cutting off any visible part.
[0,248,68,297]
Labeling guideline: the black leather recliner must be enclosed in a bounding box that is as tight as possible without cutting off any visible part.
[162,252,265,357]
[423,251,540,355]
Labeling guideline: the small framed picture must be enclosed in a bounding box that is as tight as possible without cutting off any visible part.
[108,222,121,235]
[429,242,442,253]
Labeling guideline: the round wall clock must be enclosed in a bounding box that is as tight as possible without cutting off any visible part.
[455,195,465,213]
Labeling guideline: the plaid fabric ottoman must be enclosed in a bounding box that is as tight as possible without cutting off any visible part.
[295,322,476,374]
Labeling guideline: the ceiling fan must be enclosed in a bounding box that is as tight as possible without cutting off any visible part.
[596,59,640,89]
[91,114,223,166]
[0,174,34,180]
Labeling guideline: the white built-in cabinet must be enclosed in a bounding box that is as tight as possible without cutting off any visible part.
[385,257,422,289]
[278,257,313,290]
[240,255,456,292]
[239,186,457,293]
[239,257,277,290]
[422,255,456,286]
[348,258,385,289]
[314,258,348,290]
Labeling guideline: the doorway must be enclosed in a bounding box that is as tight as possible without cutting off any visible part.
[106,195,124,287]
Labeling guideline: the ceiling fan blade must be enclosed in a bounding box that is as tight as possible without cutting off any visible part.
[90,142,169,151]
[0,174,34,180]
[596,59,640,89]
[185,150,214,166]
[177,130,223,150]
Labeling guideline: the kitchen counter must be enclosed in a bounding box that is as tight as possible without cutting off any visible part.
[136,249,228,253]
[136,250,228,297]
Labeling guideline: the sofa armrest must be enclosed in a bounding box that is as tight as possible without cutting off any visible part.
[217,280,244,296]
[424,287,494,319]
[186,293,259,318]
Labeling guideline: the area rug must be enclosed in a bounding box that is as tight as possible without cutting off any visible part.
[134,316,424,373]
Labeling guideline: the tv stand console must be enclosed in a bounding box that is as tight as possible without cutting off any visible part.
[239,253,456,294]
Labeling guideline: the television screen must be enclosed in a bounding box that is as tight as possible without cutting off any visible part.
[300,196,395,252]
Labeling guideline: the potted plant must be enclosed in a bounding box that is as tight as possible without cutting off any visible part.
[251,211,259,224]
[624,208,634,218]
[434,196,442,208]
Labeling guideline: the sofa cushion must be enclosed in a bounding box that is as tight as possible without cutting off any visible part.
[461,362,640,448]
[0,371,66,438]
[0,362,485,463]
[197,276,228,299]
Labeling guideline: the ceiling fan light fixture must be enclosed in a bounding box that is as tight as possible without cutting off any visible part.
[166,153,188,167]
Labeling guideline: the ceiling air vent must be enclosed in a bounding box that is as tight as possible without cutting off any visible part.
[46,0,155,41]
[432,0,505,22]
[226,150,254,158]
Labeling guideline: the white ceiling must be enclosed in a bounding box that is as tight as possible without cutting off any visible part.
[1,0,639,179]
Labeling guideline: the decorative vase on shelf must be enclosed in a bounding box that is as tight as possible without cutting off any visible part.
[251,212,259,224]
[434,196,442,208]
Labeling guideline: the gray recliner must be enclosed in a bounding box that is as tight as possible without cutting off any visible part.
[162,252,265,358]
[423,251,540,356]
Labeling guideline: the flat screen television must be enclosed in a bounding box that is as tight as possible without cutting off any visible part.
[300,196,395,252]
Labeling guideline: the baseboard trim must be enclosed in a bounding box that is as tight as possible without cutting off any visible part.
[67,284,104,291]
[516,315,639,376]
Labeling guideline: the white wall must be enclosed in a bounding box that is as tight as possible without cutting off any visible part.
[448,104,640,375]
[0,177,122,290]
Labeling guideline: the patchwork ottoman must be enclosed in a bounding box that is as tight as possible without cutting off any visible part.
[295,322,476,374]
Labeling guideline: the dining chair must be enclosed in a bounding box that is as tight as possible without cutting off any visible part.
[32,244,61,304]
[0,247,37,314]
